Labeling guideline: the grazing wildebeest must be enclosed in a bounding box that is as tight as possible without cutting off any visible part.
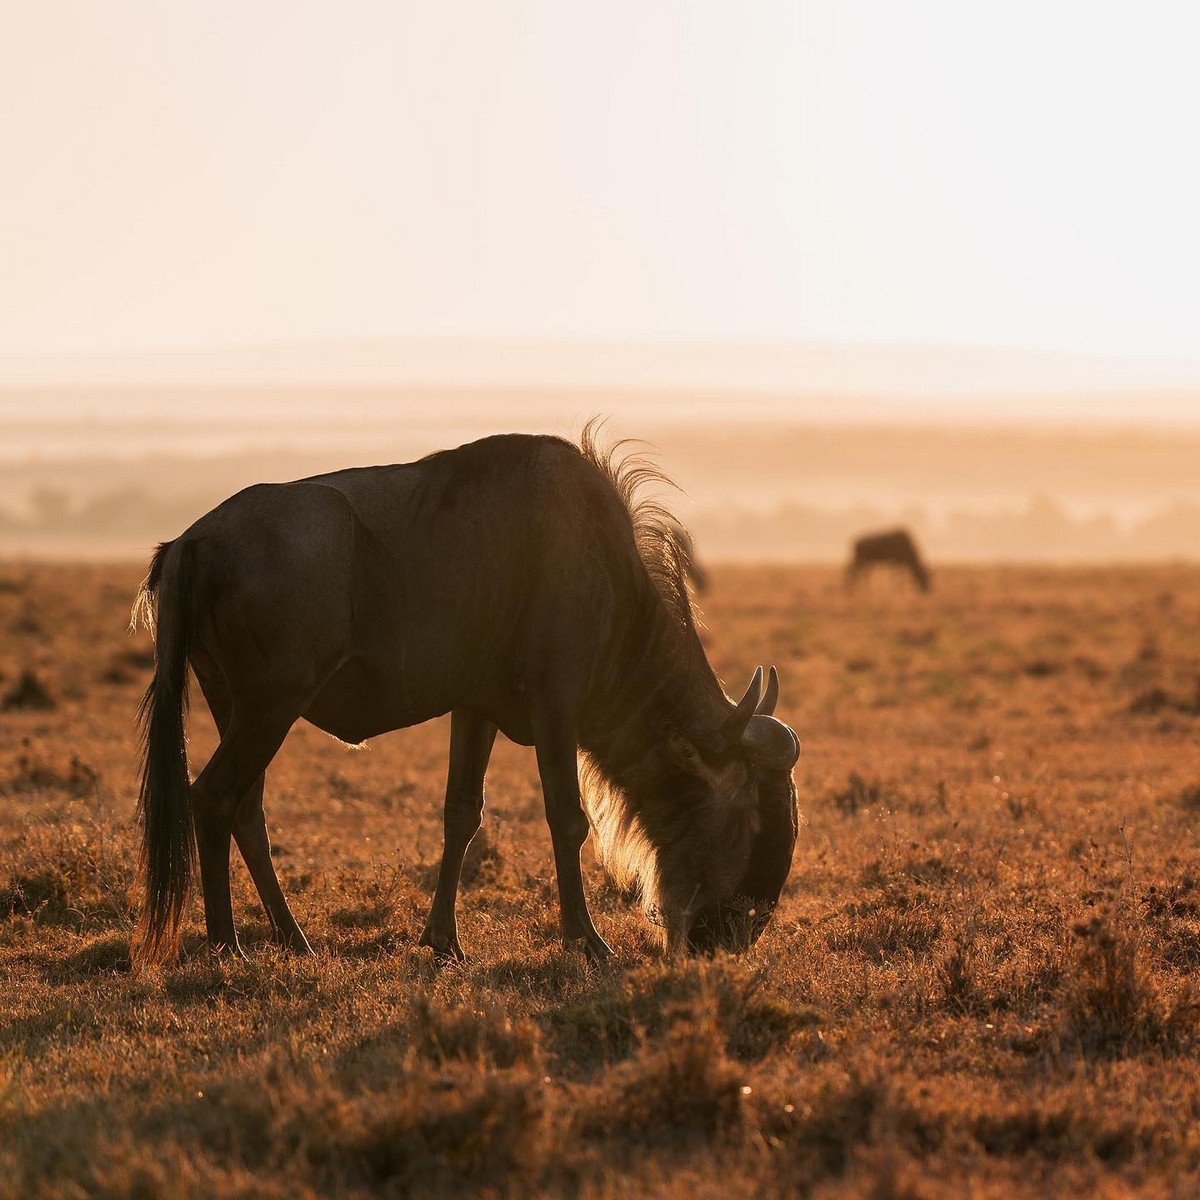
[846,528,931,593]
[130,425,800,966]
[666,519,709,594]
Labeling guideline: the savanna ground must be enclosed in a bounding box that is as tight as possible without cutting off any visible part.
[2,560,1200,1198]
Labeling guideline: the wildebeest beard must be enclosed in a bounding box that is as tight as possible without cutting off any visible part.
[579,745,799,953]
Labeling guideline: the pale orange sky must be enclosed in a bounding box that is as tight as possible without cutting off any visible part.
[2,3,1199,394]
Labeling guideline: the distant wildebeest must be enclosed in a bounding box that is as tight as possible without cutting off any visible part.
[846,528,931,593]
[130,424,800,966]
[667,518,709,594]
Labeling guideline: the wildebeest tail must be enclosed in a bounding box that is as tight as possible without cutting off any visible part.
[130,540,196,966]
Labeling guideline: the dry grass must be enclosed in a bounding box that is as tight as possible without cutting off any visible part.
[3,561,1200,1197]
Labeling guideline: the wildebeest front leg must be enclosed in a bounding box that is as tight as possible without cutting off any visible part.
[531,706,613,963]
[419,709,498,961]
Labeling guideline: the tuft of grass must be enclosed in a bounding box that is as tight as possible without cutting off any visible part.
[830,771,885,814]
[936,930,978,1013]
[0,816,130,928]
[1,670,56,711]
[578,990,748,1147]
[1022,659,1062,678]
[826,906,942,964]
[1061,912,1199,1052]
[412,994,541,1069]
[1127,680,1200,717]
[344,1073,550,1192]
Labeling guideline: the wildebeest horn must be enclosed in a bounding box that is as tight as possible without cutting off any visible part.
[756,665,779,716]
[742,715,801,770]
[722,666,763,744]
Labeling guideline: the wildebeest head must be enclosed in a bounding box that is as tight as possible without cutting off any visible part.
[657,666,800,954]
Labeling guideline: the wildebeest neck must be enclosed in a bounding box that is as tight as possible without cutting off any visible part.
[578,580,726,784]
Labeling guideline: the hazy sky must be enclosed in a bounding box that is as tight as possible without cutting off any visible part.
[2,2,1198,373]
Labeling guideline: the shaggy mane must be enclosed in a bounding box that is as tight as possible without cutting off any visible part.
[578,417,698,631]
[575,419,713,940]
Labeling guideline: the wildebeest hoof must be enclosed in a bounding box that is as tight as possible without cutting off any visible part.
[418,927,466,963]
[277,931,316,956]
[209,939,247,961]
[571,932,614,964]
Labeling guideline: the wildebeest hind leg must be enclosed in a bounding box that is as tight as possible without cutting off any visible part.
[232,781,314,955]
[419,709,497,961]
[531,703,613,963]
[190,704,296,957]
[196,669,312,954]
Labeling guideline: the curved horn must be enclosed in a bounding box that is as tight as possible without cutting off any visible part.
[722,666,763,745]
[756,665,779,716]
[742,715,801,770]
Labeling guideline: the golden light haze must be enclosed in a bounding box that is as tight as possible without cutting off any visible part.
[2,1,1198,394]
[1,3,1199,561]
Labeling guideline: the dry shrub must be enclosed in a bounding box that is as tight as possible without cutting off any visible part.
[792,1076,886,1175]
[1,670,55,712]
[759,1074,926,1187]
[1128,681,1200,717]
[5,750,99,799]
[98,647,155,686]
[826,882,944,965]
[1142,878,1200,972]
[826,906,942,964]
[1177,785,1200,811]
[969,1104,1169,1165]
[829,772,885,814]
[936,929,978,1012]
[24,1139,209,1200]
[412,993,541,1069]
[1127,686,1171,714]
[1023,658,1063,677]
[1062,913,1199,1052]
[0,818,130,928]
[579,991,748,1147]
[550,959,818,1066]
[175,1056,551,1194]
[344,1073,549,1193]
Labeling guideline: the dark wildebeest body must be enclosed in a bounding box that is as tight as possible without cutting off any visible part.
[846,528,931,593]
[132,429,800,965]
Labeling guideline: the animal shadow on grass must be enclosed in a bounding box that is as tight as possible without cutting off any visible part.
[47,933,132,981]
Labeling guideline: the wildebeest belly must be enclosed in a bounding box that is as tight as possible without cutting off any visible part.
[301,654,535,747]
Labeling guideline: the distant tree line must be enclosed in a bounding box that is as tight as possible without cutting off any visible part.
[2,484,1200,562]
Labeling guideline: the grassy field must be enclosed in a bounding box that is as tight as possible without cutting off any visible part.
[2,560,1200,1198]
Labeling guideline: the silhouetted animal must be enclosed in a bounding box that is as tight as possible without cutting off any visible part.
[846,528,931,592]
[130,425,800,966]
[668,519,709,594]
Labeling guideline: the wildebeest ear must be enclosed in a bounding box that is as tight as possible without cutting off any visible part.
[741,715,800,770]
[666,729,708,775]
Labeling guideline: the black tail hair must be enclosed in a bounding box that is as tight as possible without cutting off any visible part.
[130,540,196,965]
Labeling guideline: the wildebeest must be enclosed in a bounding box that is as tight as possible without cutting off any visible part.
[666,518,709,594]
[846,527,931,593]
[130,424,800,966]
